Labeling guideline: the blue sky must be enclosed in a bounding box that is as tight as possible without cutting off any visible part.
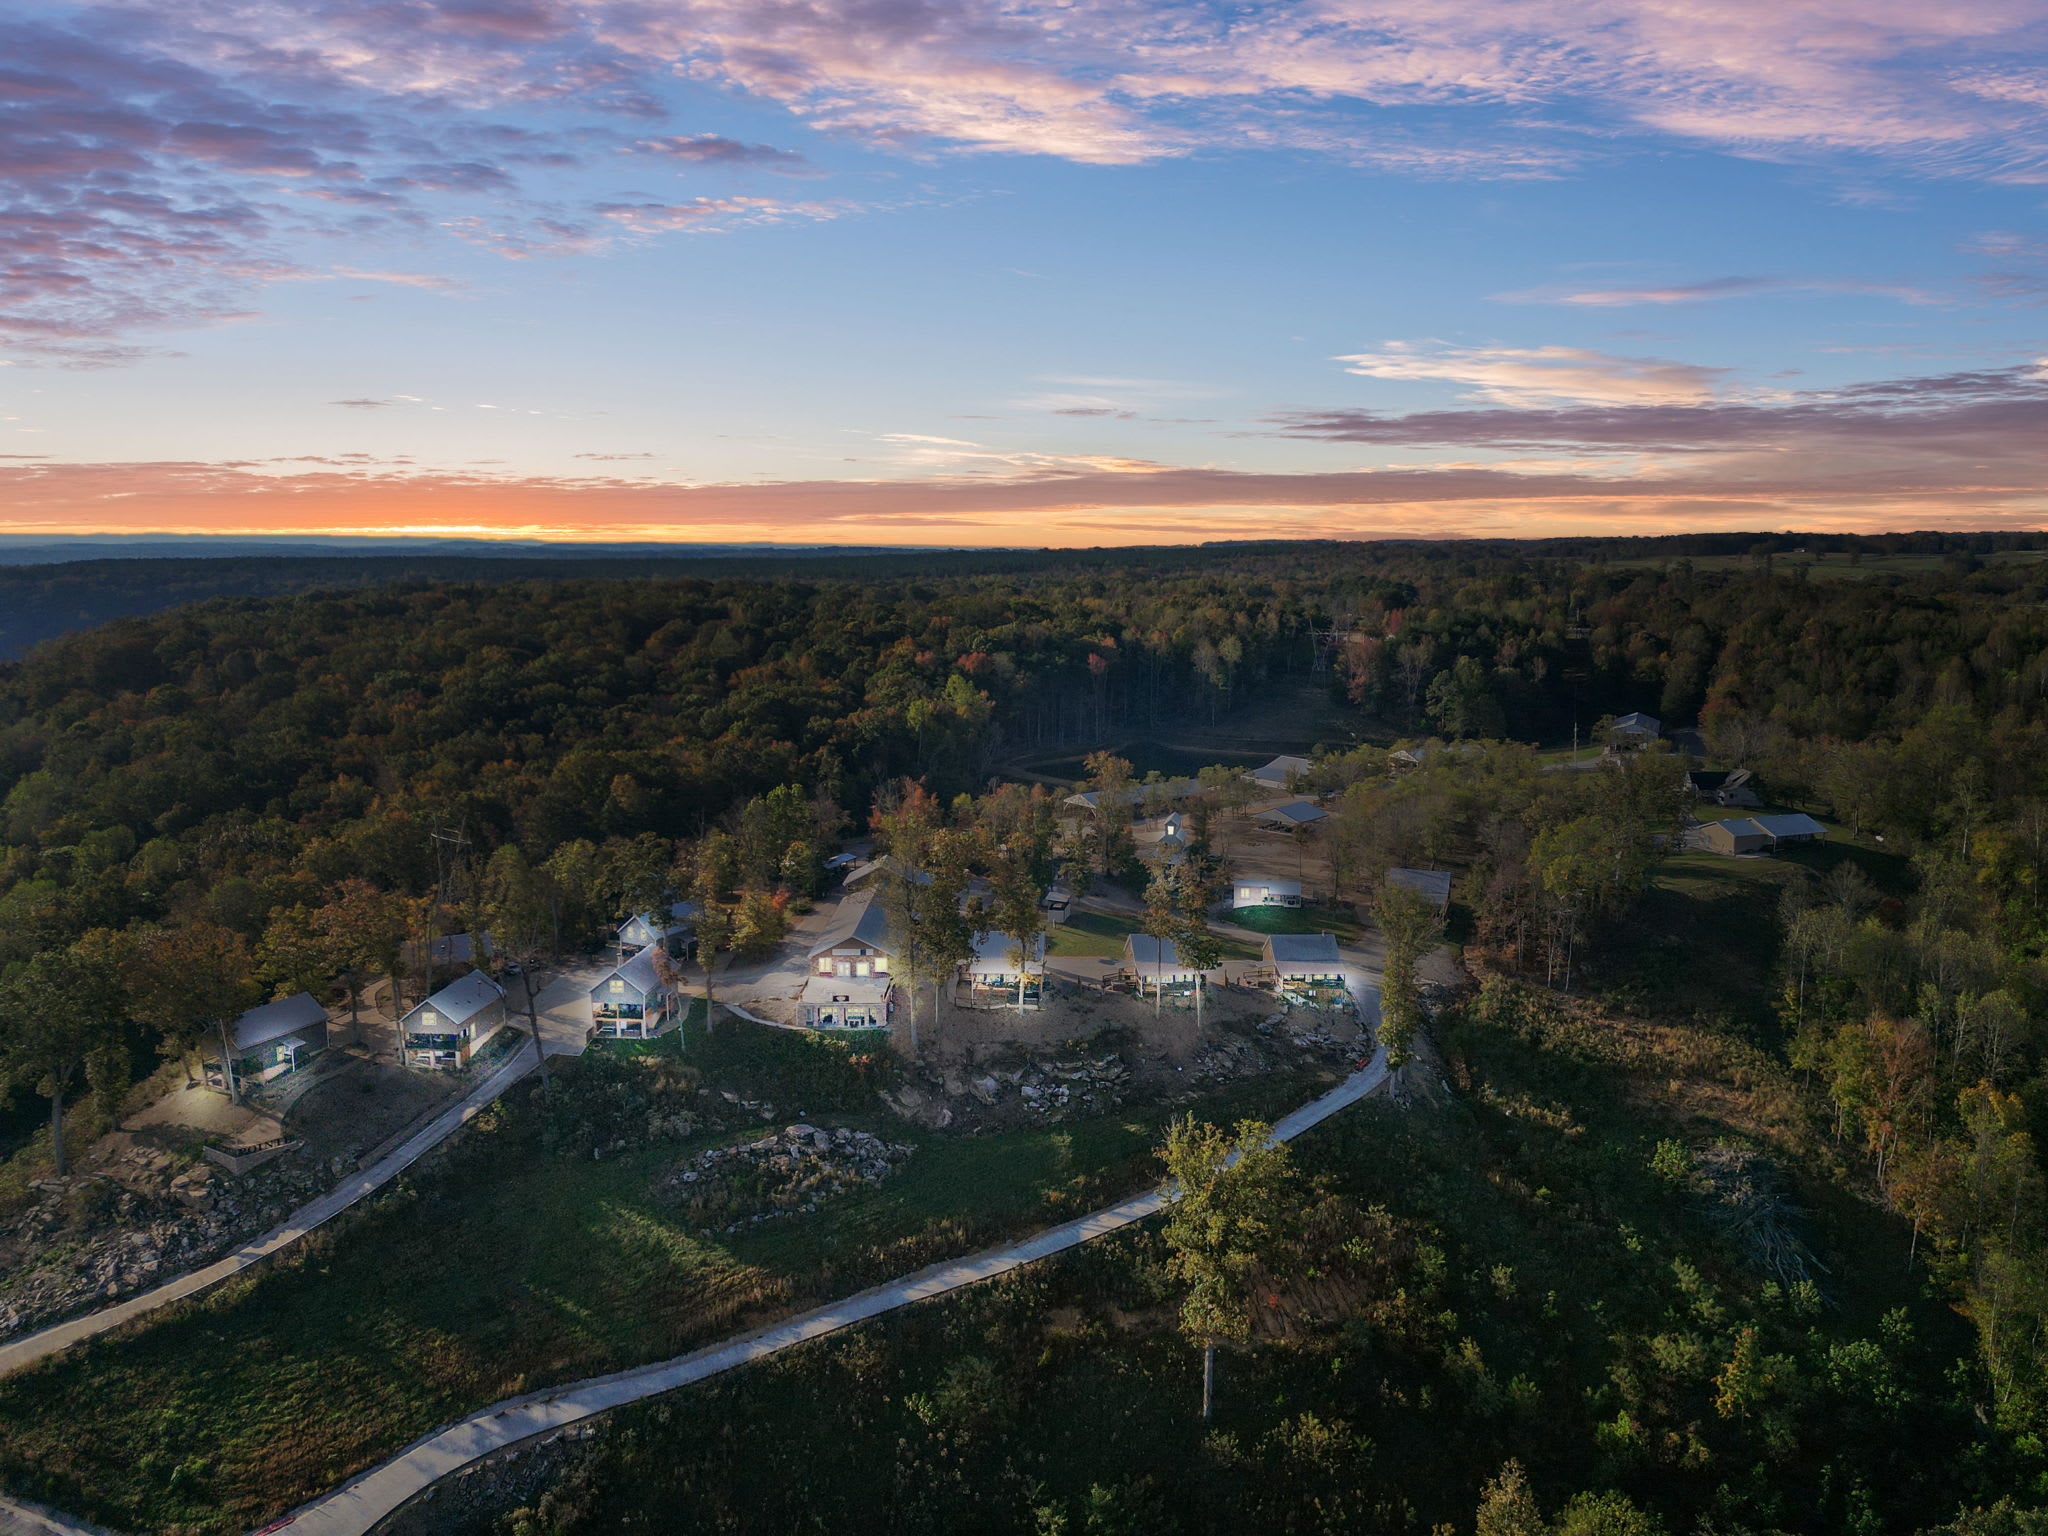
[3,0,2046,544]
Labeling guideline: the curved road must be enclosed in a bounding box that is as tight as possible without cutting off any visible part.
[258,1047,1391,1536]
[0,966,603,1383]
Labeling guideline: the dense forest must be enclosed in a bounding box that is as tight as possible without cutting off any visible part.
[0,534,2045,1533]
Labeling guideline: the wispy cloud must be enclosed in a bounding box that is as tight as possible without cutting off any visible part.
[1334,341,1730,407]
[591,196,849,235]
[632,135,819,175]
[14,363,2048,541]
[1493,276,1945,307]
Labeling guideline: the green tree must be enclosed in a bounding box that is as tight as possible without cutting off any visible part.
[1159,1116,1299,1421]
[0,943,128,1176]
[311,879,411,1029]
[1140,867,1181,1014]
[1171,864,1224,1030]
[731,886,790,959]
[691,843,737,1035]
[129,922,263,1098]
[481,843,554,1083]
[985,836,1049,1009]
[1376,883,1443,1068]
[1475,1460,1544,1536]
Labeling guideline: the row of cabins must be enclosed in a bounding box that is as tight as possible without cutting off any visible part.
[800,890,1054,1027]
[1121,932,1351,1007]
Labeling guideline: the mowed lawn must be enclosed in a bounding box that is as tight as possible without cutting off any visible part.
[1592,834,1906,1033]
[1224,901,1365,943]
[0,1047,1325,1536]
[1046,908,1143,958]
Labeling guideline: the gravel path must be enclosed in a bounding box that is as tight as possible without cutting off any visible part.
[0,965,602,1382]
[257,1047,1392,1536]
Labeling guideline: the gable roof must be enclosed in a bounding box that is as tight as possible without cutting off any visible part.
[1248,754,1312,785]
[1706,817,1768,841]
[1387,867,1453,908]
[807,893,897,958]
[622,903,697,944]
[1754,812,1827,839]
[1265,932,1342,966]
[842,854,932,888]
[592,945,668,998]
[1124,933,1185,969]
[1064,777,1200,812]
[1615,711,1661,732]
[968,930,1048,966]
[409,969,504,1028]
[1262,800,1327,826]
[233,992,328,1051]
[411,931,492,967]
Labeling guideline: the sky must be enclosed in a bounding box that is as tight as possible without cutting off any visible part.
[4,0,2048,547]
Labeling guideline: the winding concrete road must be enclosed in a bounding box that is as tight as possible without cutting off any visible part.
[257,1046,1392,1536]
[0,968,600,1382]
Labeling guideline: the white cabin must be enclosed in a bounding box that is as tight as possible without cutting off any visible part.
[400,970,509,1070]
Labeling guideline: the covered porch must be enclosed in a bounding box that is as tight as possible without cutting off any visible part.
[800,974,894,1030]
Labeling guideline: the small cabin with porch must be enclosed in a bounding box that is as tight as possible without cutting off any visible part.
[963,930,1047,1008]
[1121,934,1216,1002]
[401,969,509,1070]
[1263,933,1348,1005]
[1232,876,1302,909]
[588,945,678,1040]
[1136,810,1190,865]
[205,992,330,1096]
[619,902,697,954]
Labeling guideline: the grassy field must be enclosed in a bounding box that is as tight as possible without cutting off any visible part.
[1226,901,1365,942]
[1587,835,1907,1040]
[426,979,1993,1536]
[1047,908,1144,958]
[0,1020,1327,1536]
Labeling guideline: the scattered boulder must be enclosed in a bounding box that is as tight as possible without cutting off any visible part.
[663,1125,914,1233]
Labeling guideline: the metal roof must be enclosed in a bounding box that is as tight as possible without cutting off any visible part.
[591,945,667,998]
[1235,876,1302,895]
[1265,933,1342,966]
[233,992,329,1050]
[1248,755,1312,784]
[407,968,505,1028]
[1124,933,1181,967]
[1263,800,1327,825]
[969,930,1047,967]
[807,892,898,958]
[1387,867,1453,907]
[1706,817,1769,841]
[1064,777,1199,811]
[1754,812,1828,839]
[424,932,491,966]
[1615,711,1661,732]
[842,854,932,887]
